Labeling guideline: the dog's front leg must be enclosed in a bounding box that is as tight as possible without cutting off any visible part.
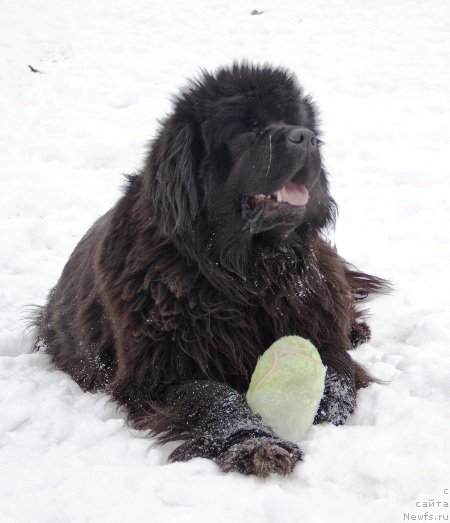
[313,350,357,425]
[163,381,302,476]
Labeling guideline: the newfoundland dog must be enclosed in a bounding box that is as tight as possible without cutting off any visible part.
[33,63,387,477]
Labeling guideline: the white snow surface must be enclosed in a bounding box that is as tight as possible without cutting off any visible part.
[1,0,449,521]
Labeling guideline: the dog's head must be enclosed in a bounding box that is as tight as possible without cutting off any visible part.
[145,64,335,268]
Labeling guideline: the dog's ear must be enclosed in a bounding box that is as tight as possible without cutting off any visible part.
[144,116,200,237]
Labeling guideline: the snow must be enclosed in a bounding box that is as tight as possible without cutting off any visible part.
[1,0,449,521]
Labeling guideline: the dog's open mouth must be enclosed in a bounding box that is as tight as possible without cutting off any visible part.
[247,182,309,213]
[242,179,312,234]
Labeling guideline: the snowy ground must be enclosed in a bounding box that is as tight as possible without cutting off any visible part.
[1,0,449,521]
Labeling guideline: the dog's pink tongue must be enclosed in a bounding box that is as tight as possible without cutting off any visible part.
[276,183,309,206]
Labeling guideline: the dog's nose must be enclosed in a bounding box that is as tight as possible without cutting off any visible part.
[287,128,317,149]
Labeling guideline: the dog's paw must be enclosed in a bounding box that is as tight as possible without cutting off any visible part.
[350,321,371,348]
[216,436,302,477]
[314,367,356,425]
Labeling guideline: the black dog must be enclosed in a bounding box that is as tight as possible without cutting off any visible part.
[33,64,387,476]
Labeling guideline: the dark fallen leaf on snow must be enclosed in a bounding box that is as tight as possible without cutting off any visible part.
[28,65,42,73]
[251,9,264,15]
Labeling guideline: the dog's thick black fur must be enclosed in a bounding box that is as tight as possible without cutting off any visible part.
[32,64,388,476]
